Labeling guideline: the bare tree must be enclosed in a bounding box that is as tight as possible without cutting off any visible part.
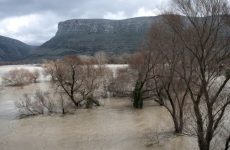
[156,25,190,133]
[108,68,134,97]
[97,66,113,97]
[134,21,190,133]
[79,61,100,102]
[31,70,40,83]
[44,56,101,109]
[46,56,85,107]
[3,68,35,86]
[128,49,161,108]
[94,51,108,66]
[159,0,230,149]
[15,90,56,117]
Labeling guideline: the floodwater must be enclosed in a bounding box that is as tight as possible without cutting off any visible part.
[0,65,198,150]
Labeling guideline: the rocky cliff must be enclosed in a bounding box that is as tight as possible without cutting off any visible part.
[56,17,156,35]
[38,17,161,56]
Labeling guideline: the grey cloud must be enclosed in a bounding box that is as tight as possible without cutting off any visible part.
[0,0,169,45]
[0,0,168,19]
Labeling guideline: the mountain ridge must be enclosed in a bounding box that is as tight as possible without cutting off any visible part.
[0,15,229,62]
[0,35,33,62]
[36,16,161,57]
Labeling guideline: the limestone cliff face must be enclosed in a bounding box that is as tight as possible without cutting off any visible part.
[56,17,157,35]
[39,17,160,56]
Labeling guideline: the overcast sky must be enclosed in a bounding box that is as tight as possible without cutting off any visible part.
[0,0,169,45]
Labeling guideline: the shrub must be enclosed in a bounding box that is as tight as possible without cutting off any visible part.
[2,68,39,86]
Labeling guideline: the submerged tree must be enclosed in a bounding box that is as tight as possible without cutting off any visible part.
[2,68,39,86]
[158,0,230,149]
[108,68,134,97]
[138,21,191,133]
[127,17,190,132]
[15,91,56,116]
[129,49,161,109]
[45,56,101,108]
[225,134,230,150]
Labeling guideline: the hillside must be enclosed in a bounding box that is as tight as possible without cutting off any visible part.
[35,16,161,57]
[0,36,32,62]
[1,15,229,62]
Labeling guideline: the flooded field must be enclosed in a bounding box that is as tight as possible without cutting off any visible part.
[0,65,197,150]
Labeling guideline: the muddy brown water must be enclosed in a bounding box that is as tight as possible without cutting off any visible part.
[0,82,198,150]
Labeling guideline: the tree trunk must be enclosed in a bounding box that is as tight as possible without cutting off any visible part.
[62,108,65,115]
[178,108,184,134]
[198,142,209,150]
[225,135,230,150]
[133,90,143,108]
[197,134,210,150]
[70,95,79,107]
[172,116,183,134]
[86,97,93,109]
[86,97,100,109]
[154,96,164,106]
[133,81,143,109]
